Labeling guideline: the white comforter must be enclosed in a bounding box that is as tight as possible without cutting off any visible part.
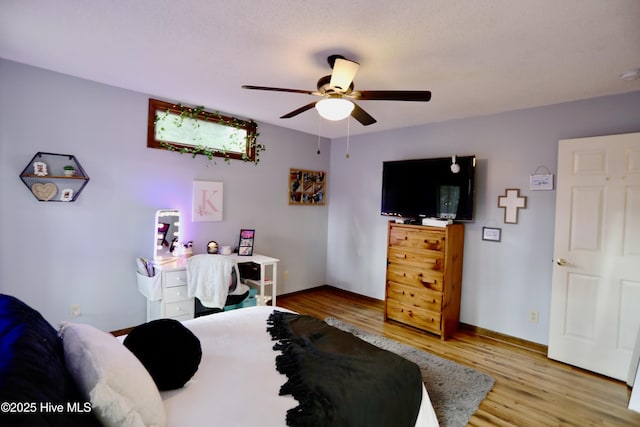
[160,306,439,426]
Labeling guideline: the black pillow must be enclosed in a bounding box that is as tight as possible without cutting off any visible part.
[0,294,100,427]
[123,318,202,390]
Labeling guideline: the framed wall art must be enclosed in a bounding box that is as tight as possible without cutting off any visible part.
[193,180,223,222]
[529,166,554,191]
[482,227,502,242]
[289,168,326,205]
[498,188,527,224]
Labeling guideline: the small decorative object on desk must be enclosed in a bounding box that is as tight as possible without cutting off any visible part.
[207,241,218,254]
[238,229,255,256]
[63,165,76,177]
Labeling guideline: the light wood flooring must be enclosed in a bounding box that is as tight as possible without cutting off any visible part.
[277,286,640,427]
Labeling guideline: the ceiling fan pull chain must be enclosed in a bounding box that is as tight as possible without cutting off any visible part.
[317,116,322,155]
[345,116,351,159]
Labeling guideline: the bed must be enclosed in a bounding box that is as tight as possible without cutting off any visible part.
[0,294,439,426]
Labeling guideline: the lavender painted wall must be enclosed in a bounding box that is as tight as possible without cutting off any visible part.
[325,90,640,344]
[2,57,639,344]
[0,59,330,331]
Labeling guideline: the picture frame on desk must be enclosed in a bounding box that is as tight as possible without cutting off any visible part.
[238,229,255,256]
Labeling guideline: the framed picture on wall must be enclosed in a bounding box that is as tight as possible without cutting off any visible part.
[238,229,255,256]
[289,168,326,205]
[193,180,223,222]
[482,227,502,242]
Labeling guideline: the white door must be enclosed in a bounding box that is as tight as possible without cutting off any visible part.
[548,132,640,381]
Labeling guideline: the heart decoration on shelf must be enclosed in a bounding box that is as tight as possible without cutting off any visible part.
[31,182,58,201]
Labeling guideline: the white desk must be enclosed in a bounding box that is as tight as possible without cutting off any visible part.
[137,253,279,321]
[231,253,279,307]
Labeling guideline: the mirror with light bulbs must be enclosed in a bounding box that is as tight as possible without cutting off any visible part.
[154,209,180,264]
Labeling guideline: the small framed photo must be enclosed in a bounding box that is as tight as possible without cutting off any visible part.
[482,227,502,242]
[238,229,255,256]
[33,161,48,176]
[59,188,74,202]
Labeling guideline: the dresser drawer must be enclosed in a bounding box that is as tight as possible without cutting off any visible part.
[389,227,446,252]
[388,246,443,271]
[386,263,444,292]
[386,282,442,312]
[386,299,441,334]
[164,285,190,303]
[164,299,194,318]
[163,270,187,287]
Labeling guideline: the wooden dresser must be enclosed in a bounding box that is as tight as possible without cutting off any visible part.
[384,221,465,340]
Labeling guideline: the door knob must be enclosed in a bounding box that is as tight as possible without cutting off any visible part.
[555,258,569,266]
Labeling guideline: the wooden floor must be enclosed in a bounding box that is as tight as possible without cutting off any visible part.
[277,287,640,427]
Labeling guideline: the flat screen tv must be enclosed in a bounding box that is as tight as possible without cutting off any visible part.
[381,155,476,221]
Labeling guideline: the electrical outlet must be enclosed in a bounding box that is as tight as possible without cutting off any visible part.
[283,270,289,282]
[528,310,539,323]
[70,304,81,318]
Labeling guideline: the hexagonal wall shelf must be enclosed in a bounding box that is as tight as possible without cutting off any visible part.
[20,152,90,202]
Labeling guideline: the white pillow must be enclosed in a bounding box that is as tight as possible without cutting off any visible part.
[60,323,166,427]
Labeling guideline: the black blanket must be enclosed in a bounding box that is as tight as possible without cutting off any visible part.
[267,311,423,427]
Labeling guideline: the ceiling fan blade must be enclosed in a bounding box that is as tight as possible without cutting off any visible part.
[329,58,360,92]
[280,102,318,119]
[353,90,432,102]
[242,85,315,95]
[351,103,377,126]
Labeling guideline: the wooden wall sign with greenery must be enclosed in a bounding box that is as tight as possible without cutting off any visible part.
[147,98,264,164]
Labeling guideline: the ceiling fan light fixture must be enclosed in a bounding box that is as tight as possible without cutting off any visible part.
[315,97,354,121]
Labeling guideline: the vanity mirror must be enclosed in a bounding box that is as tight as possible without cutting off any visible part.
[155,209,180,264]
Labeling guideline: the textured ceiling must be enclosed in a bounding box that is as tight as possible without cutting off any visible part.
[1,0,639,139]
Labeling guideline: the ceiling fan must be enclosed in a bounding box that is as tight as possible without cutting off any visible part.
[242,54,432,126]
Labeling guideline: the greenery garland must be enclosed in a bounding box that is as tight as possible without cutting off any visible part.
[155,104,265,164]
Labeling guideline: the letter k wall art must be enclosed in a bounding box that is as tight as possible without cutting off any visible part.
[193,180,223,222]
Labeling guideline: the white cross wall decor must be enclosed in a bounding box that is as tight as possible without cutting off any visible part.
[498,188,527,224]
